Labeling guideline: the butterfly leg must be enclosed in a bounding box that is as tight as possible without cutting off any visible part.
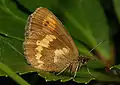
[86,67,96,78]
[56,64,70,75]
[73,62,80,78]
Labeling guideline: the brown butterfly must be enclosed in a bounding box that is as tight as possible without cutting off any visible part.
[24,7,90,77]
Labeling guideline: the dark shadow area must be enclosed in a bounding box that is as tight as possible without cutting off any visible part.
[100,0,120,65]
[0,72,120,85]
[11,0,32,15]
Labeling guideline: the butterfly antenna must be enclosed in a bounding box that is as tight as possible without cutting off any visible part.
[88,40,106,55]
[85,40,106,78]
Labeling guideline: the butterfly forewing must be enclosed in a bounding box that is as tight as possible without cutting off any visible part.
[24,7,79,73]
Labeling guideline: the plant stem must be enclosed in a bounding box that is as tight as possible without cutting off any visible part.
[0,62,30,85]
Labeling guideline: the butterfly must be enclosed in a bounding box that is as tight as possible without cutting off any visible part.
[24,7,90,77]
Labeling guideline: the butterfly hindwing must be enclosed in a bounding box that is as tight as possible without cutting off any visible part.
[24,7,79,73]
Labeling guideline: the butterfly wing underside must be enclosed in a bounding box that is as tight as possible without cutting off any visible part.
[24,7,79,73]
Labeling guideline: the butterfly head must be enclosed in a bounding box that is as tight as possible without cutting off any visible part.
[78,56,90,65]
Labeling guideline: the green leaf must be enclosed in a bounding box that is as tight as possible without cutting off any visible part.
[0,0,26,39]
[0,0,117,83]
[0,36,36,75]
